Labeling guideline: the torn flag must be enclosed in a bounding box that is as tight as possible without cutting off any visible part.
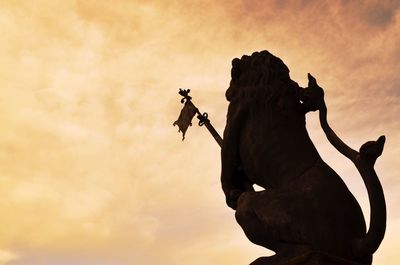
[173,101,197,140]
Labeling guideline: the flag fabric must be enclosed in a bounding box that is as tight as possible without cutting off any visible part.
[173,101,197,140]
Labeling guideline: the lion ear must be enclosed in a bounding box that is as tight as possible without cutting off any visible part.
[308,73,317,86]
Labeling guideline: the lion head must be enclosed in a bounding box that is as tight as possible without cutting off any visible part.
[226,50,302,114]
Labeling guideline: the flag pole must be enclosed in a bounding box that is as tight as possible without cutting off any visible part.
[175,89,253,191]
[178,89,223,147]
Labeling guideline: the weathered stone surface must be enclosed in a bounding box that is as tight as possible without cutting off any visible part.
[220,51,386,265]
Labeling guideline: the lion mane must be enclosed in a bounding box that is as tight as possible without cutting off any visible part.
[226,50,302,115]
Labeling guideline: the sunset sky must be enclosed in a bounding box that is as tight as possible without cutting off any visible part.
[0,1,399,264]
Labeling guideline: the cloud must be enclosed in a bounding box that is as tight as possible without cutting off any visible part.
[0,250,18,265]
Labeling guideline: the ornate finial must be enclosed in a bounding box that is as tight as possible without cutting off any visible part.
[197,112,209,126]
[178,88,192,103]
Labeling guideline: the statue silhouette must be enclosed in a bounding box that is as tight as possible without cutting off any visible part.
[221,51,386,265]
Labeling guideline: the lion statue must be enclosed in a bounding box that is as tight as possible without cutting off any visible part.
[221,51,386,265]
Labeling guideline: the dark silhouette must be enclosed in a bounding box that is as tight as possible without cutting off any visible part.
[221,51,386,265]
[174,88,223,146]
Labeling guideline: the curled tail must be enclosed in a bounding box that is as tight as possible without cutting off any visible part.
[352,136,386,257]
[306,74,387,258]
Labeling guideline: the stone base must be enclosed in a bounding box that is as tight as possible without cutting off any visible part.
[279,252,363,265]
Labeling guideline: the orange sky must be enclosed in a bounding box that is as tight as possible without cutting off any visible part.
[0,1,399,265]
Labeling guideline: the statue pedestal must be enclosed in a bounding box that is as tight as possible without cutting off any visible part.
[279,252,363,265]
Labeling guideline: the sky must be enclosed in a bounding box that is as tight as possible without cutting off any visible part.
[0,0,399,264]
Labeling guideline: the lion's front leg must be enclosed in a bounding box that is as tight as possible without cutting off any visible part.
[221,104,254,210]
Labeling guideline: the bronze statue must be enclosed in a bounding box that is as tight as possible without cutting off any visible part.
[221,51,386,265]
[173,50,386,265]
